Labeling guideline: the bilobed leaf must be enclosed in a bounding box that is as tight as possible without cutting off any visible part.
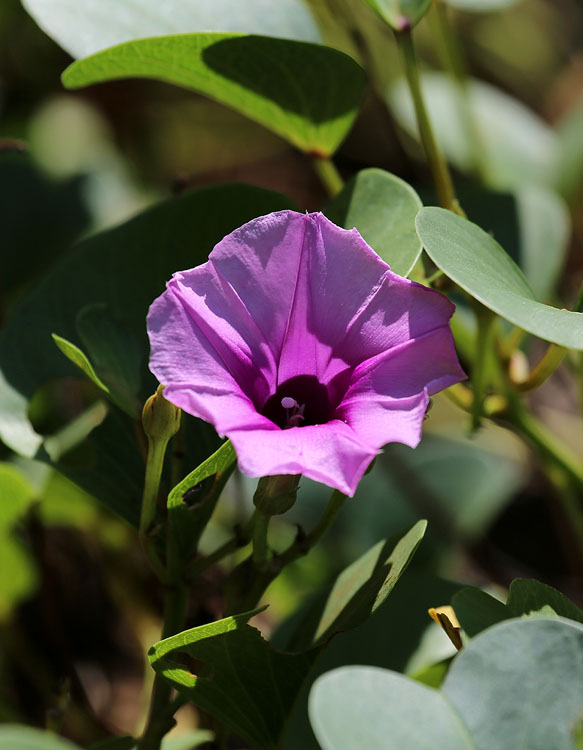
[415,207,583,350]
[0,183,295,524]
[325,168,423,277]
[309,618,583,750]
[389,73,556,190]
[22,0,321,59]
[443,618,583,750]
[507,578,583,623]
[313,520,427,642]
[62,34,366,156]
[309,666,475,750]
[363,0,431,29]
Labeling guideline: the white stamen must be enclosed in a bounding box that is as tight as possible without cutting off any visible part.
[281,396,298,410]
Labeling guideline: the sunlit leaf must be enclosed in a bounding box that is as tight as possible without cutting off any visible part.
[63,34,366,156]
[325,168,423,277]
[0,726,82,750]
[416,207,583,349]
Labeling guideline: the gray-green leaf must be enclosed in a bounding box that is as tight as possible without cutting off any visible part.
[325,168,423,277]
[415,207,583,349]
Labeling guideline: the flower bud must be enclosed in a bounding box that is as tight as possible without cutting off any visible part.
[142,384,181,442]
[253,474,300,516]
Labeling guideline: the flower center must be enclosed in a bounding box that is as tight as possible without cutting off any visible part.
[261,375,332,429]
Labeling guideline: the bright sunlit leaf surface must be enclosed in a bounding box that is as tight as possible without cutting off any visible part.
[62,34,366,156]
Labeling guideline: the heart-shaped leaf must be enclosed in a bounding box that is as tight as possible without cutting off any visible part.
[62,34,366,157]
[22,0,321,59]
[415,207,583,349]
[325,168,423,277]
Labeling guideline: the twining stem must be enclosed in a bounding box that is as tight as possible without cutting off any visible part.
[431,0,487,180]
[311,155,344,197]
[395,28,464,216]
[138,584,189,750]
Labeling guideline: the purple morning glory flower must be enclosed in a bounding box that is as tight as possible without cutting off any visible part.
[147,211,465,496]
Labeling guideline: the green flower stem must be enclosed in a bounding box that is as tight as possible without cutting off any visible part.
[252,509,271,567]
[395,28,464,216]
[311,155,344,197]
[140,437,170,583]
[138,583,189,750]
[515,344,568,392]
[431,0,487,180]
[471,305,497,430]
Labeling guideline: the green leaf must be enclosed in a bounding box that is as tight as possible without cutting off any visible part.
[313,520,427,642]
[389,73,556,190]
[415,207,583,349]
[363,0,431,29]
[309,666,475,750]
[22,0,321,59]
[0,465,38,619]
[52,334,111,397]
[451,587,510,637]
[278,574,463,750]
[443,618,583,749]
[507,578,583,623]
[325,168,423,277]
[0,183,294,524]
[167,441,237,568]
[62,34,366,157]
[77,303,143,417]
[152,527,428,749]
[309,619,583,750]
[149,607,318,750]
[0,152,89,299]
[0,725,81,750]
[0,463,36,528]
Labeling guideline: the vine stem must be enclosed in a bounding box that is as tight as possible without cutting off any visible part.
[394,28,464,216]
[431,0,487,180]
[311,155,344,197]
[252,510,271,566]
[137,584,189,750]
